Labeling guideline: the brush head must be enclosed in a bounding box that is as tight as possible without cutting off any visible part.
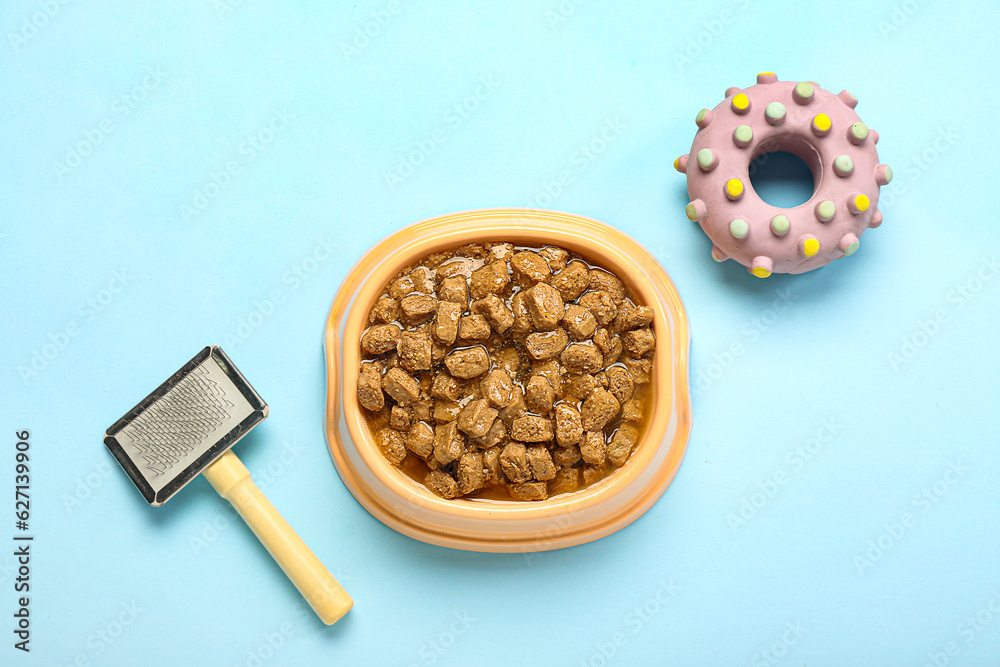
[105,346,268,506]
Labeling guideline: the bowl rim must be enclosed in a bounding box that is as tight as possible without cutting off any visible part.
[323,208,692,552]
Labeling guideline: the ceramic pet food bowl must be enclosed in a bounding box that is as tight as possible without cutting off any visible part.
[323,208,691,553]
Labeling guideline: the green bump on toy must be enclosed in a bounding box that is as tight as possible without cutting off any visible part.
[697,149,714,169]
[729,218,749,239]
[770,215,790,235]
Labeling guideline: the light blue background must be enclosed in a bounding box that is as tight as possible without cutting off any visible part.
[2,1,998,665]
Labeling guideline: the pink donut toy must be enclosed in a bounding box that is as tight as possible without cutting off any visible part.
[674,73,892,277]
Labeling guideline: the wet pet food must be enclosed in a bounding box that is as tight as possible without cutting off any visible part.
[357,243,655,501]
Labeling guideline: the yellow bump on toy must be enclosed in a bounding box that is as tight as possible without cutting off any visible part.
[725,178,744,200]
[849,193,870,214]
[750,256,773,278]
[731,93,750,114]
[811,113,832,136]
[802,237,820,258]
[685,199,706,222]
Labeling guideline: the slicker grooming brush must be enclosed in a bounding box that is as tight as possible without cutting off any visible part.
[104,346,352,625]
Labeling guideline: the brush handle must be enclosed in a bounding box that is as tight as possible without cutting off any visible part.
[202,449,353,625]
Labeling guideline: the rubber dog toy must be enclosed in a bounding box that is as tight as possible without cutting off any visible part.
[675,73,891,276]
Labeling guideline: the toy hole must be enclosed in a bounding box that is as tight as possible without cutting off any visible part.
[748,151,815,208]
